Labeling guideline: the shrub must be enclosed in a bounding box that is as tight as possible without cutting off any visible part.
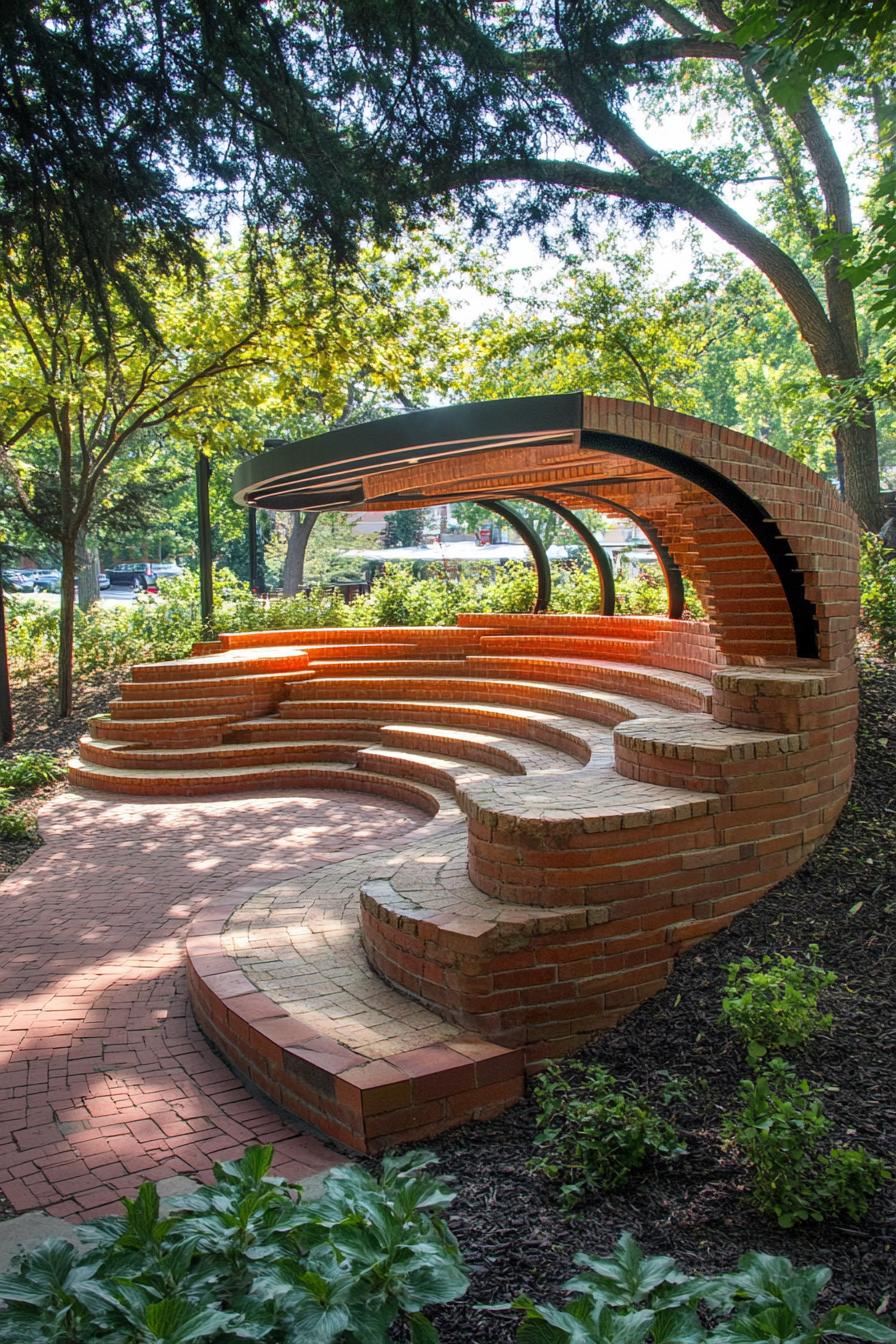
[0,806,37,842]
[529,1062,684,1207]
[722,1057,890,1227]
[720,945,837,1063]
[859,531,896,655]
[504,1231,896,1343]
[0,1145,468,1343]
[0,751,65,791]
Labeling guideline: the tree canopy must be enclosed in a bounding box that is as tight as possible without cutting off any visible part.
[2,1,891,524]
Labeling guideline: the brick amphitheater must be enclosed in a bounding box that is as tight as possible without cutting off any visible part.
[70,394,860,1153]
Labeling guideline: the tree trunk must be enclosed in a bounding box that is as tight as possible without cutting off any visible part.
[836,400,884,531]
[282,513,317,595]
[57,534,77,718]
[77,528,101,610]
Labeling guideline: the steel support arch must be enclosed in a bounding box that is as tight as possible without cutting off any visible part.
[518,494,616,615]
[561,487,686,620]
[478,499,551,613]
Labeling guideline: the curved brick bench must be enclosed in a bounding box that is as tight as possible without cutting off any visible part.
[71,397,860,1152]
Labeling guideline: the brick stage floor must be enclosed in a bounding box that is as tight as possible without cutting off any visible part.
[0,786,424,1219]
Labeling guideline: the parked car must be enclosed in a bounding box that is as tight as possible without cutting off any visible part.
[30,569,62,592]
[105,561,184,591]
[98,571,110,589]
[2,569,37,593]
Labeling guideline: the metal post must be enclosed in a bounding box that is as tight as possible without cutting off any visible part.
[478,499,552,612]
[566,489,686,620]
[247,507,260,592]
[196,452,214,636]
[523,494,616,615]
[0,555,13,743]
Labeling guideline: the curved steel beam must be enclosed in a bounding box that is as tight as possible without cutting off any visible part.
[520,494,616,615]
[562,488,686,620]
[478,499,551,613]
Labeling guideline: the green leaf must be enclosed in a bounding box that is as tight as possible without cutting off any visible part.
[408,1311,441,1344]
[819,1308,896,1341]
[214,1145,275,1185]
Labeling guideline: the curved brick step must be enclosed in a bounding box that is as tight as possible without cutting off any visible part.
[291,675,683,729]
[278,698,611,763]
[68,759,441,808]
[613,714,807,793]
[189,792,525,1151]
[89,713,231,745]
[377,723,577,775]
[110,695,267,720]
[306,657,473,680]
[228,717,385,744]
[465,655,712,713]
[120,671,305,702]
[78,735,364,772]
[131,648,313,681]
[216,625,503,652]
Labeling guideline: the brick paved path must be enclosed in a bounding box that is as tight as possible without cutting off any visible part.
[0,786,424,1220]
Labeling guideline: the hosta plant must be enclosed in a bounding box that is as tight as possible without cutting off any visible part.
[721,945,837,1063]
[0,1145,468,1343]
[502,1232,896,1344]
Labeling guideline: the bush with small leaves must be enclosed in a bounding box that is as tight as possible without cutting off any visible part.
[0,1145,468,1343]
[722,1057,890,1227]
[0,806,37,842]
[721,945,837,1063]
[859,530,896,655]
[0,751,66,791]
[529,1062,684,1208]
[501,1232,896,1344]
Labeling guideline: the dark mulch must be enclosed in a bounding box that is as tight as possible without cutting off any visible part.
[417,658,896,1342]
[0,666,121,878]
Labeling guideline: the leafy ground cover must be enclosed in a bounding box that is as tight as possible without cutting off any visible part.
[418,658,896,1343]
[0,672,118,878]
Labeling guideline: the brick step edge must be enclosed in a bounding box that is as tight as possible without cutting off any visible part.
[67,760,445,811]
[185,899,524,1154]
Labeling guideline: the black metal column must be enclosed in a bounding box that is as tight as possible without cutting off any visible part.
[564,489,686,620]
[522,495,616,615]
[196,452,214,636]
[247,507,260,592]
[479,499,551,613]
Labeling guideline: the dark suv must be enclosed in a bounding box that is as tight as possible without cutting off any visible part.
[106,561,183,591]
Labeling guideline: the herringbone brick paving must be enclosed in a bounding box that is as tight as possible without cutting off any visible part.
[0,786,424,1220]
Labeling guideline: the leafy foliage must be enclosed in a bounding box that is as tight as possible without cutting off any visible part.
[859,533,896,656]
[0,751,65,791]
[720,946,837,1063]
[0,1146,468,1343]
[503,1231,896,1343]
[722,1058,890,1228]
[0,806,37,843]
[529,1062,684,1208]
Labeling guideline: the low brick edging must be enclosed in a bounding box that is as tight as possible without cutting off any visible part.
[185,901,523,1154]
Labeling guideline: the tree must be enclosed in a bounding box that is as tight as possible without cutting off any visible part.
[3,3,888,523]
[295,1,888,526]
[382,510,428,548]
[0,246,265,714]
[455,242,895,480]
[0,0,412,344]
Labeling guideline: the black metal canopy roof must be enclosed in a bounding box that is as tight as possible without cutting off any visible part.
[231,392,585,512]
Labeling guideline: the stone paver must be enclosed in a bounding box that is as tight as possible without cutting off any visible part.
[0,786,424,1220]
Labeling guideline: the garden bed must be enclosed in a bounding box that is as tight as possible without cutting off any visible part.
[420,658,896,1342]
[0,668,119,878]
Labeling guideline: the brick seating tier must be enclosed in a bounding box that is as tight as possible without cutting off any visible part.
[69,614,856,1151]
